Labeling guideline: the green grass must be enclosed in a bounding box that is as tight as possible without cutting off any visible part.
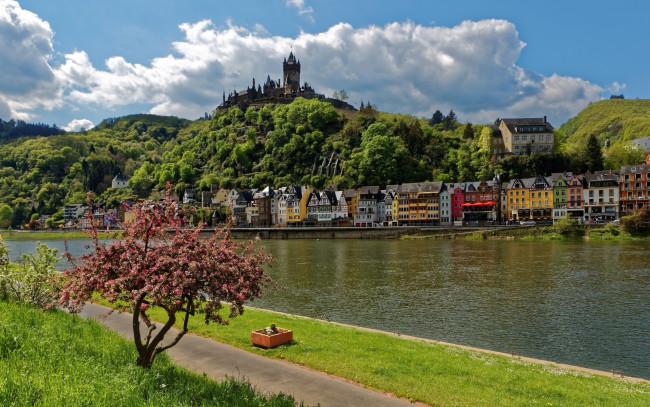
[408,225,650,242]
[0,300,303,406]
[129,303,650,407]
[1,230,92,240]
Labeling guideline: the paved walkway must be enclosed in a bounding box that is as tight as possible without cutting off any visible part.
[79,303,415,407]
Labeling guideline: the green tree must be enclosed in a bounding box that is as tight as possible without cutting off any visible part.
[443,110,458,130]
[429,110,444,126]
[351,123,410,185]
[11,198,30,228]
[463,123,474,140]
[604,142,646,169]
[0,242,61,309]
[620,209,650,236]
[0,204,13,228]
[36,182,65,215]
[583,134,604,172]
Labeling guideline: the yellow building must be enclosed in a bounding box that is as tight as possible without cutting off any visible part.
[286,185,311,224]
[498,117,554,157]
[506,178,531,222]
[343,189,358,221]
[528,175,553,222]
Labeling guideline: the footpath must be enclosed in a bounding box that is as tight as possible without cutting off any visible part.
[79,303,416,407]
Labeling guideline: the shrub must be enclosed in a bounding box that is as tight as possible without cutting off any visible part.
[552,217,584,239]
[619,209,650,236]
[0,242,61,309]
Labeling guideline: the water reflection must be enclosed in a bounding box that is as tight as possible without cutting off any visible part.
[254,239,650,379]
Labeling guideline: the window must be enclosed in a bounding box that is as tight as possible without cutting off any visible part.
[546,135,552,141]
[530,135,535,141]
[514,135,520,141]
[522,135,527,141]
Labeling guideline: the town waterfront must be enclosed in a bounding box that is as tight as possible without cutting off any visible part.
[6,238,649,380]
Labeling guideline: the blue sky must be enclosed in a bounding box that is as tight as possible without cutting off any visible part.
[2,0,647,130]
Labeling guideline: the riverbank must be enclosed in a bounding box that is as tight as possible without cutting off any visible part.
[4,224,645,241]
[118,300,650,407]
[406,224,650,241]
[0,229,96,240]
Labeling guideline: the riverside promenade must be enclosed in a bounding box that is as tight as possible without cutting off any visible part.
[79,303,416,407]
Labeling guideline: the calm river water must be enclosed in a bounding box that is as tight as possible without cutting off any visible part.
[6,238,650,379]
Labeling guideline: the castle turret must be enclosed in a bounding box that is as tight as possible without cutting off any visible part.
[283,51,301,94]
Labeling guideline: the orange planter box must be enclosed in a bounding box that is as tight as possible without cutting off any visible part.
[251,328,293,348]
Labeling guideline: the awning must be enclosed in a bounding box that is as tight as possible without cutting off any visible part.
[463,202,496,207]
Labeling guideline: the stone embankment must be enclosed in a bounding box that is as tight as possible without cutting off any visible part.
[220,226,519,240]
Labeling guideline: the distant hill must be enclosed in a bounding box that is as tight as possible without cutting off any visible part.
[0,118,64,143]
[558,99,650,147]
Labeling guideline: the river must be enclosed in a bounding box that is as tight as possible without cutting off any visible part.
[5,238,650,379]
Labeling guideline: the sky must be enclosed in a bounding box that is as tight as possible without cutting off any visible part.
[1,0,648,131]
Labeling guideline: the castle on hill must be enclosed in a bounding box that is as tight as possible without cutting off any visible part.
[217,52,356,111]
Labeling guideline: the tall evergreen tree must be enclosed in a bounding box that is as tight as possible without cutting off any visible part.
[443,110,458,130]
[462,123,474,140]
[584,134,604,172]
[429,110,444,126]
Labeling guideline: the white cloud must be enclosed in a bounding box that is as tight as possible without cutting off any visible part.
[75,18,594,125]
[607,81,626,95]
[285,0,314,19]
[0,0,63,119]
[62,118,94,132]
[0,98,12,119]
[1,2,608,126]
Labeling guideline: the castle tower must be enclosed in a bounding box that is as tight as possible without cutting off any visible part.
[283,51,301,94]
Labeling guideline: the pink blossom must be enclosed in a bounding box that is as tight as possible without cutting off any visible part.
[59,186,273,369]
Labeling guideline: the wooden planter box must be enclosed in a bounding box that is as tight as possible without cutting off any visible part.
[251,328,293,348]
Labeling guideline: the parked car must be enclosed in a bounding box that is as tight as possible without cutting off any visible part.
[519,221,536,226]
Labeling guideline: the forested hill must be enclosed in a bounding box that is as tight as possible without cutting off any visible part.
[559,99,650,148]
[1,97,650,229]
[0,118,64,142]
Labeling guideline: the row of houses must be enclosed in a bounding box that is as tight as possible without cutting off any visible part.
[63,164,650,229]
[195,164,650,227]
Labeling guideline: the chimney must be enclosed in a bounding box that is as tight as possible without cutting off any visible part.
[544,115,547,123]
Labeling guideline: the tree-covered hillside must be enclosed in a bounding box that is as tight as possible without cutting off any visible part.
[558,99,650,168]
[2,97,649,228]
[0,114,209,227]
[0,119,64,142]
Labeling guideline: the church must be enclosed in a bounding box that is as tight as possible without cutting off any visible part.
[217,52,355,111]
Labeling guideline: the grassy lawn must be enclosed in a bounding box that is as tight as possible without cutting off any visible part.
[134,303,650,407]
[0,300,304,406]
[408,225,649,241]
[1,230,92,240]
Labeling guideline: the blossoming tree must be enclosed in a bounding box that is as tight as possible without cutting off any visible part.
[60,192,272,369]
